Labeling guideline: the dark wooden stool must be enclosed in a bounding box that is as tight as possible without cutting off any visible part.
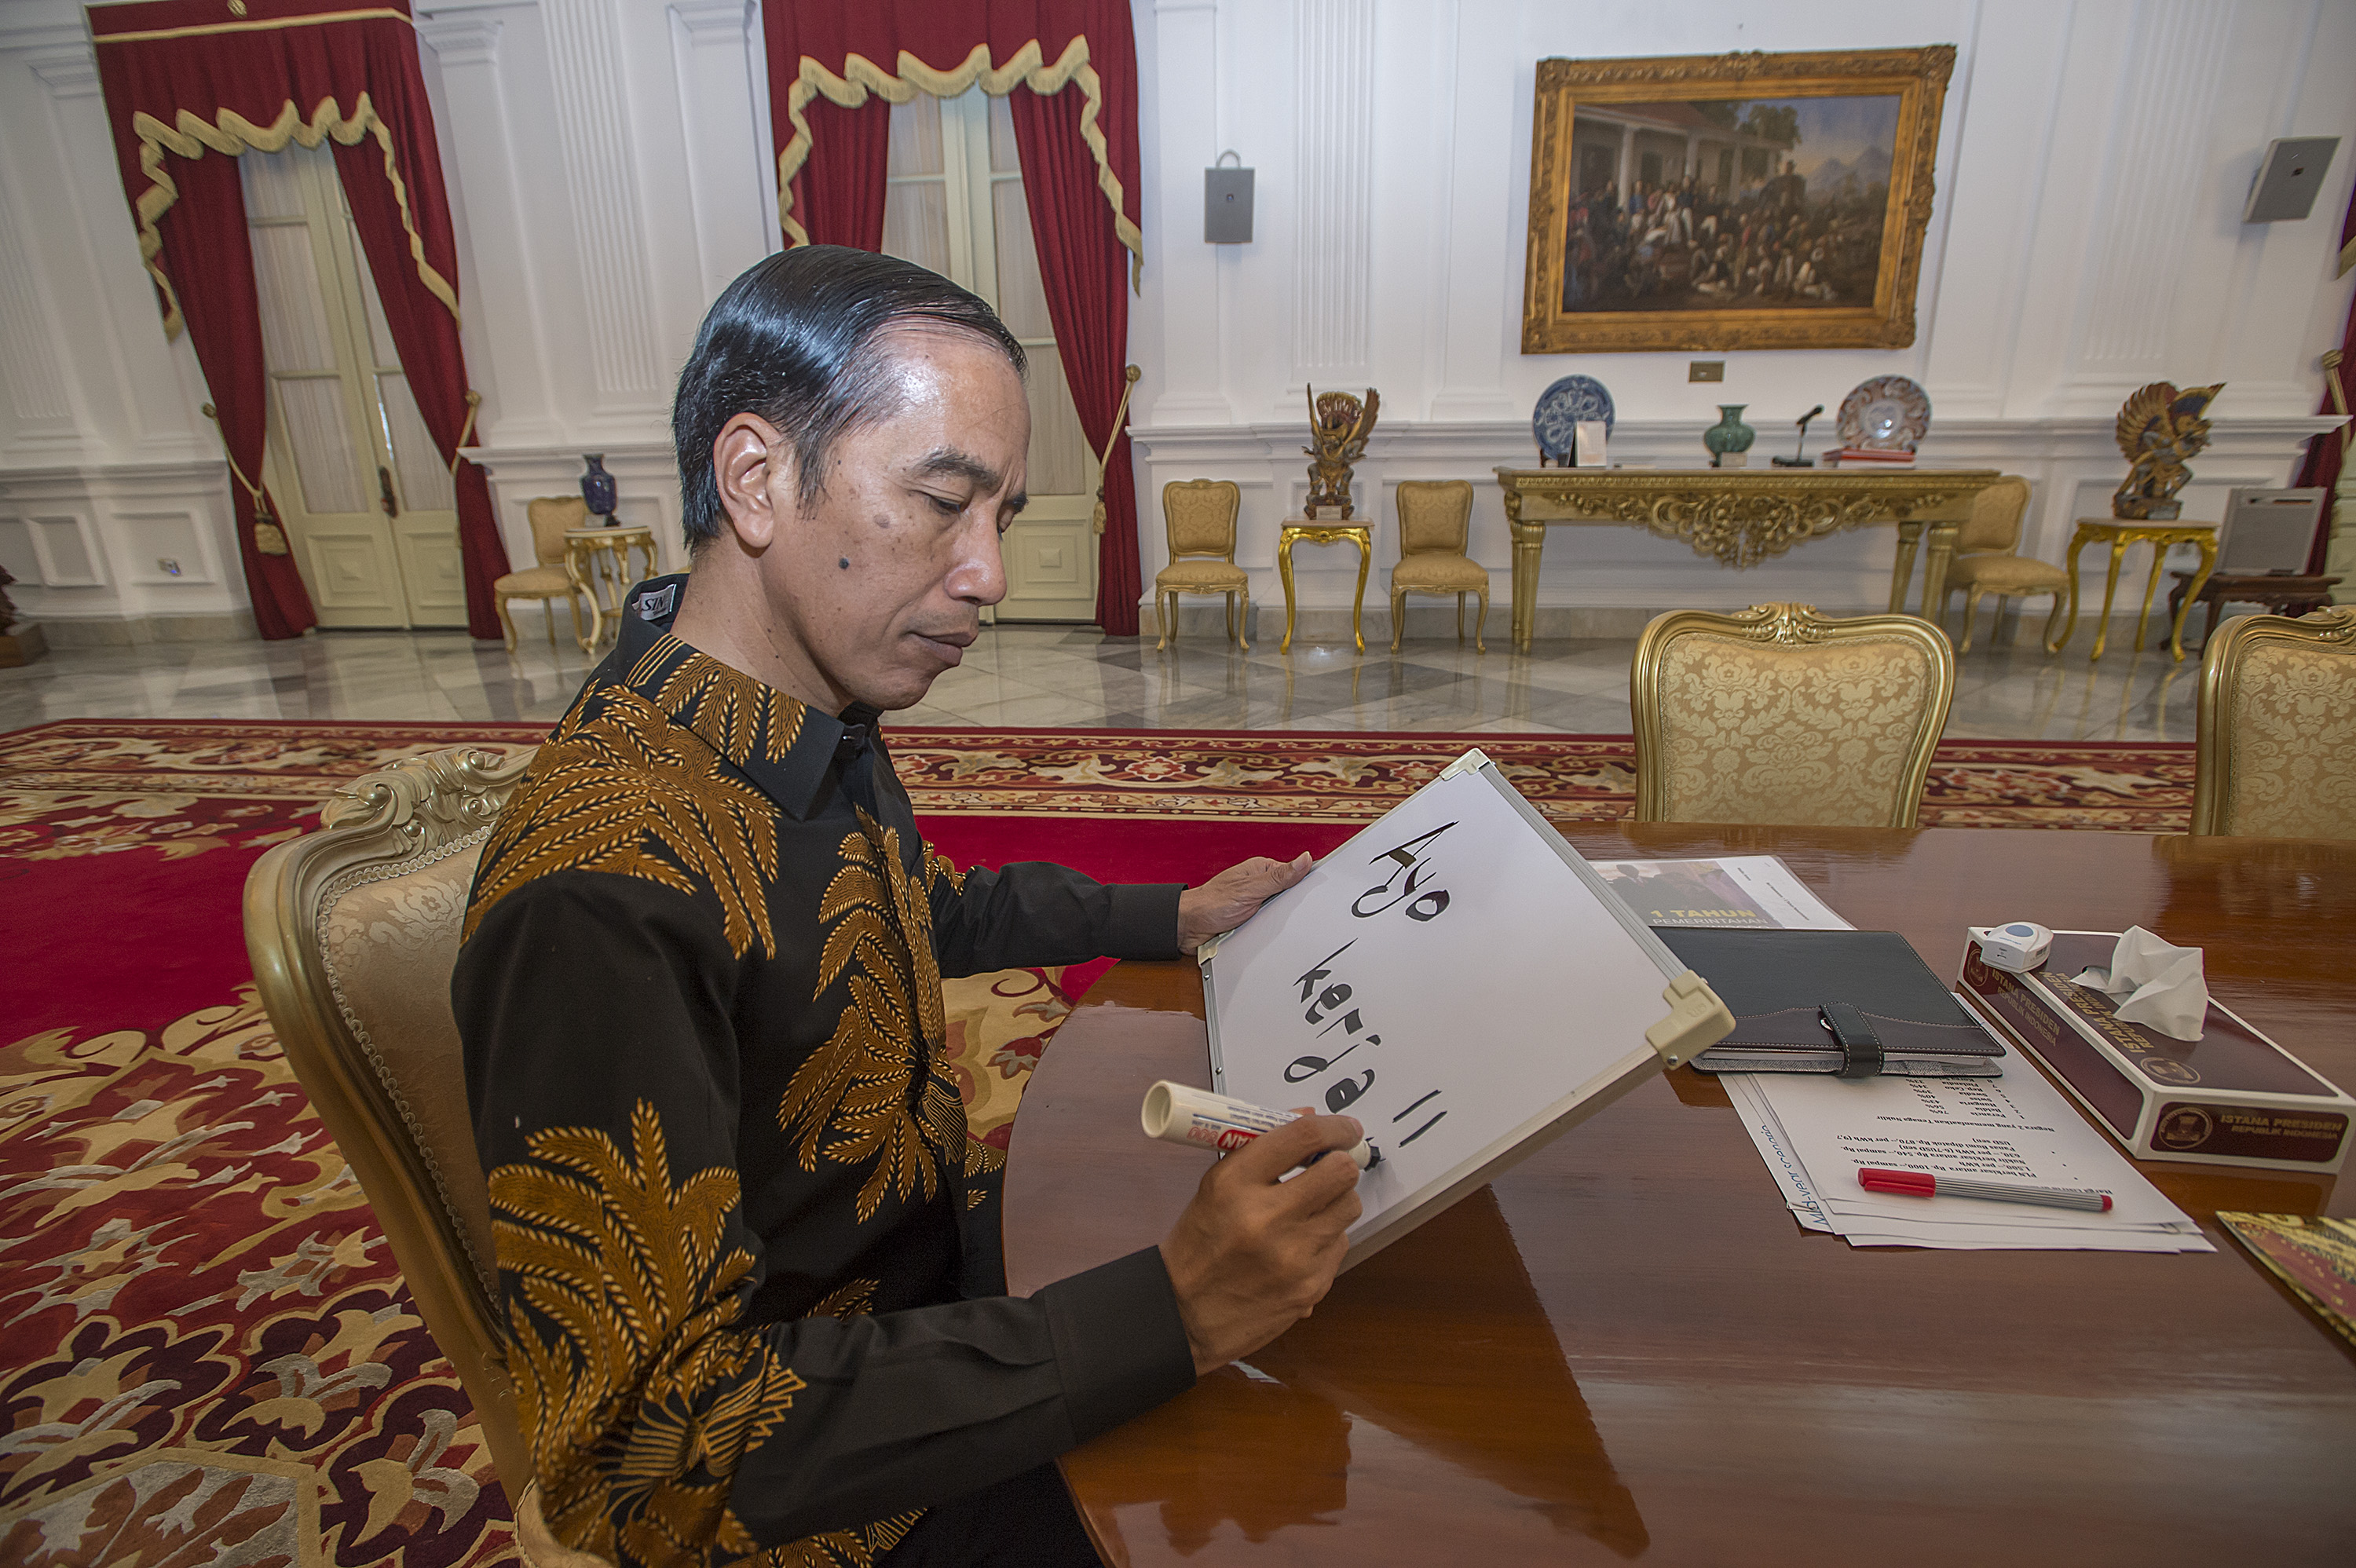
[2168,569,2343,652]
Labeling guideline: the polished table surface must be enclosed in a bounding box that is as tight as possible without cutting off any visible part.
[1003,825,2356,1566]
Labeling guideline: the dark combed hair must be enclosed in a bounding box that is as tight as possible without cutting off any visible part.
[671,246,1026,549]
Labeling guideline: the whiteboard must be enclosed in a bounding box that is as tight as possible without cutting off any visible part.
[1200,751,1731,1268]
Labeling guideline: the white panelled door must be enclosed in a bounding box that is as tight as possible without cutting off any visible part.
[883,90,1098,623]
[243,143,466,628]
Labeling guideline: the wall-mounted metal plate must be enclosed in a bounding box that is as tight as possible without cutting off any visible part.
[1205,166,1254,243]
[1688,360,1725,383]
[2244,137,2340,222]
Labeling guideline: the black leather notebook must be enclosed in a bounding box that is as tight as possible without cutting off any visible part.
[1654,928,2008,1077]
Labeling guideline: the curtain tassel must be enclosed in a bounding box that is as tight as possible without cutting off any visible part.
[1091,365,1141,537]
[201,402,291,555]
[448,389,482,474]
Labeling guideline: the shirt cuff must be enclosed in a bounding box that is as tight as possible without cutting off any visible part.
[1103,883,1186,961]
[1037,1245,1195,1447]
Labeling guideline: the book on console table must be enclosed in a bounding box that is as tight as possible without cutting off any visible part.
[1956,931,2354,1174]
[1826,447,1917,466]
[1656,928,2008,1076]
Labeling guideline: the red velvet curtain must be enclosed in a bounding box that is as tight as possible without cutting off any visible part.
[789,97,891,250]
[1007,86,1140,633]
[763,0,1146,634]
[91,0,510,639]
[163,152,316,639]
[2294,183,2356,572]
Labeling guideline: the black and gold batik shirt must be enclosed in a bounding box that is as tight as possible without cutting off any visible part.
[455,584,1195,1566]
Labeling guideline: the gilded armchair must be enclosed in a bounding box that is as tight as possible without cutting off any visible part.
[1631,602,1956,828]
[495,497,594,652]
[243,745,601,1563]
[2190,605,2356,837]
[1388,480,1488,652]
[1154,479,1250,650]
[1932,477,2066,652]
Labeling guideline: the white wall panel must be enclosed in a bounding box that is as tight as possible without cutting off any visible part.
[2,0,2351,631]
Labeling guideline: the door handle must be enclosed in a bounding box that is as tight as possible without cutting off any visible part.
[378,466,400,519]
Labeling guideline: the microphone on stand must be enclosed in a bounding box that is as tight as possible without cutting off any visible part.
[1772,404,1825,468]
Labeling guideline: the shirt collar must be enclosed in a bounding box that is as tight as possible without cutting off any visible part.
[605,574,880,821]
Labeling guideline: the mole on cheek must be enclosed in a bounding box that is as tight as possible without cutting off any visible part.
[839,557,850,570]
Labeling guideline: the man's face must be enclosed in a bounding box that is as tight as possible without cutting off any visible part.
[758,326,1028,713]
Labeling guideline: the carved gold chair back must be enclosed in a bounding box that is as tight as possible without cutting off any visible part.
[1155,479,1250,650]
[243,747,543,1526]
[1389,480,1488,652]
[1933,477,2066,653]
[1631,603,1956,828]
[2190,605,2356,837]
[495,498,593,652]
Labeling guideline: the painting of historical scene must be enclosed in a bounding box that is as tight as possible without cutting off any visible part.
[1560,96,1899,314]
[1522,49,1954,353]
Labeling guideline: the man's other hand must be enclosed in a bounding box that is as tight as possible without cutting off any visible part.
[1176,853,1313,954]
[1158,1113,1363,1375]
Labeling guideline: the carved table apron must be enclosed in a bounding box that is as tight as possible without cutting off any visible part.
[1493,467,2006,653]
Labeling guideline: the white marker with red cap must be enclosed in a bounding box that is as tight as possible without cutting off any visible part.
[1857,1166,2112,1212]
[1141,1080,1381,1170]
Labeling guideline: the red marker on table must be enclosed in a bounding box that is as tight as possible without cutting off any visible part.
[1857,1167,2112,1213]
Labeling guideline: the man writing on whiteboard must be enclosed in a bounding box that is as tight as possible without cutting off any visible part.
[453,247,1363,1568]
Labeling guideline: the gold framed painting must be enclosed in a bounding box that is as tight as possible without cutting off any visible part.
[1521,46,1954,354]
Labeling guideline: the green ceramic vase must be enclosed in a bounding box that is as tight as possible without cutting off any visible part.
[1703,404,1756,466]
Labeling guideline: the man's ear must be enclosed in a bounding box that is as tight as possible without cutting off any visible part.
[712,414,793,550]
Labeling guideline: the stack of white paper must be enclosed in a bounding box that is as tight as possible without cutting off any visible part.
[1599,855,2211,1251]
[1725,1066,2212,1252]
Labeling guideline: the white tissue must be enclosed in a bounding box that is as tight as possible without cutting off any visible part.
[2072,926,2210,1041]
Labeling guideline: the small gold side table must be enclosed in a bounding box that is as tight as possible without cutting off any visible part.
[2048,519,2217,662]
[563,524,660,652]
[1277,519,1372,653]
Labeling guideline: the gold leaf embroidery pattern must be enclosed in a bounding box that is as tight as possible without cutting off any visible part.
[777,812,969,1222]
[920,842,967,894]
[463,689,781,958]
[647,645,807,767]
[492,1103,909,1568]
[803,1277,880,1320]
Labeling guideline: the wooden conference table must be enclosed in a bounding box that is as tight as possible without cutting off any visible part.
[1003,824,2356,1566]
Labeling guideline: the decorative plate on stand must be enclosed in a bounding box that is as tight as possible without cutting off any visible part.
[1533,375,1615,462]
[1837,376,1931,451]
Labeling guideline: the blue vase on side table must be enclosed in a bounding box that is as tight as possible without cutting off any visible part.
[580,453,618,524]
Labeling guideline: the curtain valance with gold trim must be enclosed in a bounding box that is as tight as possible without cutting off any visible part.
[90,0,459,339]
[760,1,1143,288]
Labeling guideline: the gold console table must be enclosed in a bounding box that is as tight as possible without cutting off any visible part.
[562,524,660,652]
[1277,520,1373,653]
[1493,467,2006,653]
[2049,518,2218,662]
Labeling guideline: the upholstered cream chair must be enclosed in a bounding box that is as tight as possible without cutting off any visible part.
[245,745,594,1566]
[1154,479,1249,650]
[2190,605,2356,837]
[495,497,593,652]
[1932,477,2066,652]
[1631,602,1957,828]
[1388,480,1488,653]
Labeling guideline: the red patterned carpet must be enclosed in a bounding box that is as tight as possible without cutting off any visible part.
[0,719,2195,1564]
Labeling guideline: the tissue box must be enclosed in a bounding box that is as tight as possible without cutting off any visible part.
[1957,930,2354,1175]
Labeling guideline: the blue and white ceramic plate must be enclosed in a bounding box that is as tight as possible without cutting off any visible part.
[1836,375,1931,451]
[1533,375,1615,461]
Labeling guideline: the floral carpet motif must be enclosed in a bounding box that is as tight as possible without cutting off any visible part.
[0,718,2193,1564]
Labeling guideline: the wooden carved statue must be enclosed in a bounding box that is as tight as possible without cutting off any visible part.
[1304,386,1381,519]
[2112,381,2223,521]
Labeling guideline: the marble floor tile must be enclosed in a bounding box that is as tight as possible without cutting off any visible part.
[0,619,2206,743]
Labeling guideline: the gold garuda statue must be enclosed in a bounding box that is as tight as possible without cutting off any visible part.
[1303,386,1380,519]
[2112,380,2223,521]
